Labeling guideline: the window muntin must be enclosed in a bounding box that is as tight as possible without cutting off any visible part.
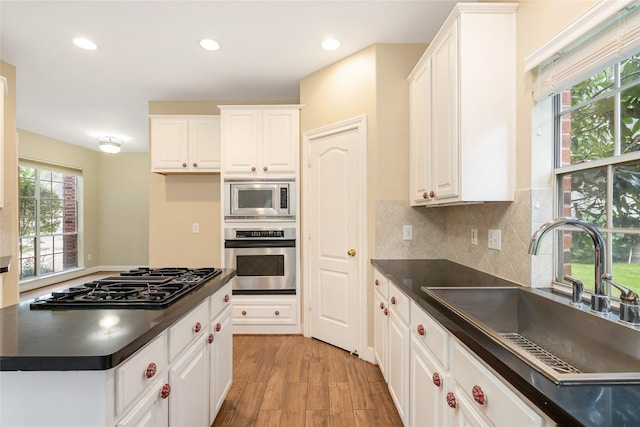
[554,57,640,296]
[19,165,80,280]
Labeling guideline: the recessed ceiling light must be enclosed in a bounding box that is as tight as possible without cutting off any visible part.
[321,38,340,51]
[72,37,97,50]
[200,39,220,51]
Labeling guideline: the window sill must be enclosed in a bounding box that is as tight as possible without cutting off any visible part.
[19,267,88,293]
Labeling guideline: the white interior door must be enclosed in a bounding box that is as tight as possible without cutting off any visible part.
[304,116,366,355]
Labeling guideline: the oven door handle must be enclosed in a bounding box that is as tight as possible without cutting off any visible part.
[224,239,295,249]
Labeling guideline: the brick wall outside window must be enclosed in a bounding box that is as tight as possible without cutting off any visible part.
[560,90,573,277]
[63,175,77,269]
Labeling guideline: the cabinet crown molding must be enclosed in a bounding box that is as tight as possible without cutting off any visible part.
[217,104,303,110]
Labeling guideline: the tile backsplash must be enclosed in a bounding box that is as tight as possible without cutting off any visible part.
[375,200,447,260]
[376,189,550,286]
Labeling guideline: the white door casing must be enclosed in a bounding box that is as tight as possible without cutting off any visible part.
[303,116,368,358]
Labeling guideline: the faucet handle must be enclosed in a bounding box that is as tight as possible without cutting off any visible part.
[602,274,639,304]
[563,275,584,306]
[602,274,640,325]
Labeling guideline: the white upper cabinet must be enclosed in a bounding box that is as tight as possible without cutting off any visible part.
[219,105,301,176]
[150,115,221,173]
[408,3,518,206]
[409,57,432,205]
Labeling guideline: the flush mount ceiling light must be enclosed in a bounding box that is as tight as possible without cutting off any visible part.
[321,38,340,51]
[72,37,97,50]
[97,136,122,153]
[200,39,220,51]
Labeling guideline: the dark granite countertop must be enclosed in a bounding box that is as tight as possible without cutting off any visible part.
[372,259,640,427]
[0,269,236,371]
[0,256,11,273]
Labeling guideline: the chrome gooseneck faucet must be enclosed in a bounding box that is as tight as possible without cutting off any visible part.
[529,217,610,314]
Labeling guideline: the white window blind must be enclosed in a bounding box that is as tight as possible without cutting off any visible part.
[19,159,82,177]
[528,0,640,101]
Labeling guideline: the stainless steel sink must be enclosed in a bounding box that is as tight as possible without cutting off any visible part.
[422,286,640,384]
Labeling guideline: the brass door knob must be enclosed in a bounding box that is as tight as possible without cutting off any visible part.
[347,248,356,257]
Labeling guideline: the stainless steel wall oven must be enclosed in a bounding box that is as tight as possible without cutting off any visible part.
[224,227,296,294]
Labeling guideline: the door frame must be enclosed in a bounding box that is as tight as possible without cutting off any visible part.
[301,115,371,362]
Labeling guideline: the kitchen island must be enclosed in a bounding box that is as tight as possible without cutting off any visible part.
[372,259,640,427]
[0,268,236,427]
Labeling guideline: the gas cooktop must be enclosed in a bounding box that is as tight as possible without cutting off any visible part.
[30,267,221,310]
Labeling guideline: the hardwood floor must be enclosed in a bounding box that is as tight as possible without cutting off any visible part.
[213,334,403,427]
[19,275,402,426]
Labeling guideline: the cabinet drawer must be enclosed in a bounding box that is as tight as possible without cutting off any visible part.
[169,301,208,362]
[452,341,544,426]
[116,332,168,415]
[233,297,296,325]
[388,282,410,325]
[210,282,232,321]
[373,269,388,299]
[410,302,449,369]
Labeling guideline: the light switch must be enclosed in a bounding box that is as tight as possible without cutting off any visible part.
[192,223,200,233]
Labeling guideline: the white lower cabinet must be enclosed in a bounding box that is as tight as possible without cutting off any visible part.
[231,294,299,334]
[168,337,210,427]
[372,269,550,427]
[0,285,233,427]
[447,341,545,426]
[448,386,492,427]
[409,334,449,427]
[209,305,233,424]
[373,285,389,381]
[117,376,169,427]
[373,269,389,380]
[387,282,411,425]
[409,298,450,427]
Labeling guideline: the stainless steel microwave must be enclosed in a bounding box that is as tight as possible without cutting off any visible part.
[224,178,296,221]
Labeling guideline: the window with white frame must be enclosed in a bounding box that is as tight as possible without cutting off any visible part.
[553,57,640,295]
[19,163,81,280]
[527,1,640,296]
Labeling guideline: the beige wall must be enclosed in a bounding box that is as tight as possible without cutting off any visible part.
[423,1,599,287]
[148,172,221,268]
[300,43,428,343]
[99,153,149,266]
[18,130,150,269]
[300,44,378,268]
[433,2,598,285]
[0,60,149,307]
[514,0,596,191]
[19,130,101,270]
[300,43,427,254]
[0,61,18,307]
[147,102,221,268]
[304,2,600,292]
[146,101,296,268]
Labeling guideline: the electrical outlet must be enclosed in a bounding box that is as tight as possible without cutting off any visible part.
[488,229,502,250]
[403,225,413,241]
[192,223,200,233]
[87,254,92,261]
[471,228,478,245]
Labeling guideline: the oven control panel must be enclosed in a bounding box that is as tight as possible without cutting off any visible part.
[225,227,296,240]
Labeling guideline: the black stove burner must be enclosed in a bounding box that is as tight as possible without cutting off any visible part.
[30,267,221,310]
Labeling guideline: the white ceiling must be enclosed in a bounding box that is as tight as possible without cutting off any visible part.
[1,1,468,152]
